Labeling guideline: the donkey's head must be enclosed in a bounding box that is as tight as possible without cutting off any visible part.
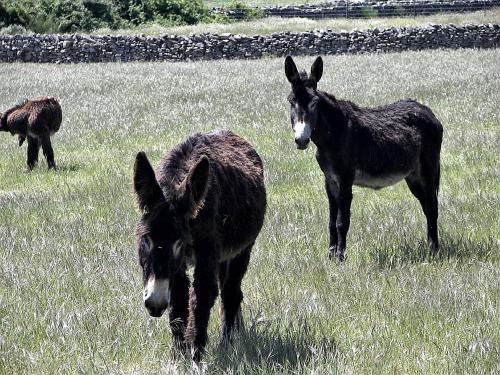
[133,151,210,317]
[284,56,323,150]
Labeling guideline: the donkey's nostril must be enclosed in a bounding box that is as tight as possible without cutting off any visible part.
[145,299,165,317]
[295,138,309,149]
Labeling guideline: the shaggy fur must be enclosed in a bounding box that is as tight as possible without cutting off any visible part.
[0,96,62,169]
[134,130,266,360]
[285,56,443,262]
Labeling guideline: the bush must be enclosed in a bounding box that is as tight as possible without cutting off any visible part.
[225,0,264,21]
[153,0,212,25]
[53,0,99,32]
[0,0,221,33]
[0,23,28,35]
[83,0,122,29]
[112,0,212,26]
[0,1,27,28]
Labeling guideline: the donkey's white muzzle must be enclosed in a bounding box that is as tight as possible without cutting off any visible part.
[293,121,311,150]
[143,276,170,317]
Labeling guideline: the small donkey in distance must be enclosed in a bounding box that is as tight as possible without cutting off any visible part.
[133,130,266,361]
[284,56,443,262]
[0,96,62,170]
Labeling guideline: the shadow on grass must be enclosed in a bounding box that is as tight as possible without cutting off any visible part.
[209,320,341,373]
[19,162,81,174]
[367,232,497,269]
[51,162,81,172]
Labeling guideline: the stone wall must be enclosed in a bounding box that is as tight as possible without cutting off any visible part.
[0,23,498,63]
[223,0,500,19]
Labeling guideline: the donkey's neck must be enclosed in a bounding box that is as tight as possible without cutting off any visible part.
[311,91,350,148]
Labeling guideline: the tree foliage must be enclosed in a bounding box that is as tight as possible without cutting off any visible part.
[0,0,216,33]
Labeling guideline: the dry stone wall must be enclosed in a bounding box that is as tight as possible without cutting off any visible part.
[0,23,498,63]
[255,0,500,19]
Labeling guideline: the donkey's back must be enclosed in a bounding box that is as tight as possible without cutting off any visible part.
[157,130,266,256]
[2,96,62,137]
[28,96,62,136]
[345,99,443,189]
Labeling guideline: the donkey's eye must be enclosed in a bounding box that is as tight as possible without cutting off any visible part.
[141,235,153,252]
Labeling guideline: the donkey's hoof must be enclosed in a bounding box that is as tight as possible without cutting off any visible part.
[328,246,337,260]
[336,251,346,263]
[429,241,439,253]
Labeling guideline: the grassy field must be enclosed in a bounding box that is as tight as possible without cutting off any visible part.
[94,8,500,36]
[0,49,499,374]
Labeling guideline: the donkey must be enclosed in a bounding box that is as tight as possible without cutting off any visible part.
[133,130,266,360]
[0,96,62,170]
[284,56,443,262]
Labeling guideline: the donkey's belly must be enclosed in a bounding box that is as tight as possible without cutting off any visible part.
[219,237,256,263]
[354,169,409,189]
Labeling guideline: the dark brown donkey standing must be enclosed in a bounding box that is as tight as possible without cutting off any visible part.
[133,130,266,360]
[0,96,62,170]
[284,56,443,262]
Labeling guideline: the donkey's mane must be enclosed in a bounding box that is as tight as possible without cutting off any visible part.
[319,91,337,103]
[294,70,317,89]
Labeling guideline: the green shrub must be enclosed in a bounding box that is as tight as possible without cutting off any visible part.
[53,0,99,32]
[153,0,212,25]
[225,0,264,21]
[0,0,221,32]
[0,1,27,28]
[112,0,212,26]
[0,23,28,34]
[83,0,122,29]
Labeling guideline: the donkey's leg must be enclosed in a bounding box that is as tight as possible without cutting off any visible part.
[219,246,251,343]
[186,251,219,361]
[169,265,190,351]
[424,185,439,251]
[421,164,439,251]
[405,174,426,213]
[325,178,339,260]
[405,172,439,251]
[335,179,353,262]
[41,136,56,169]
[26,136,40,170]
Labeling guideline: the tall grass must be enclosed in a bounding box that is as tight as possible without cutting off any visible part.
[0,49,499,374]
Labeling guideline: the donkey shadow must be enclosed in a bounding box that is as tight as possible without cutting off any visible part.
[21,161,81,173]
[368,231,496,269]
[53,162,80,172]
[207,319,341,372]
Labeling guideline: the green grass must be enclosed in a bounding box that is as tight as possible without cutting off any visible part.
[0,49,499,374]
[94,8,500,36]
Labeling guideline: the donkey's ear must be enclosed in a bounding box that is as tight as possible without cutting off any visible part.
[181,156,210,218]
[310,56,323,83]
[285,56,300,84]
[133,152,163,212]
